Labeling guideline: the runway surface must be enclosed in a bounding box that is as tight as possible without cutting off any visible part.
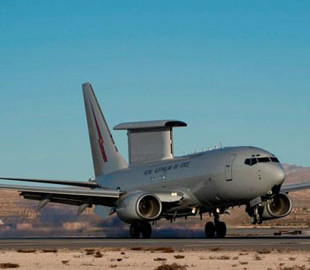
[0,229,309,250]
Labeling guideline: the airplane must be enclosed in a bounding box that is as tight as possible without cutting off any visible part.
[1,82,310,238]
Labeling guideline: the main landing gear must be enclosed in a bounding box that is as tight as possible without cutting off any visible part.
[129,222,152,238]
[204,214,227,238]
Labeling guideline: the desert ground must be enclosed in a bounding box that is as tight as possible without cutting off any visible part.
[0,248,309,270]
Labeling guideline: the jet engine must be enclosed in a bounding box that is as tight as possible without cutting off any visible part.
[261,193,292,221]
[116,191,162,223]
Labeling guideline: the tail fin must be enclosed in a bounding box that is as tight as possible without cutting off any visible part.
[82,83,128,177]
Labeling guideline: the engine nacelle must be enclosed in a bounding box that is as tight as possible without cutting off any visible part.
[261,193,292,221]
[116,191,162,223]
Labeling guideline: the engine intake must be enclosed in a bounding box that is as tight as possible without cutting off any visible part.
[262,193,292,221]
[116,191,162,223]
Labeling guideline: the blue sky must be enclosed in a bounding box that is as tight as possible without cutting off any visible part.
[0,1,309,180]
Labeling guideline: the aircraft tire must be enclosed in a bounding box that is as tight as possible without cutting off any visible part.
[204,222,215,238]
[215,221,226,238]
[129,223,141,238]
[141,222,152,238]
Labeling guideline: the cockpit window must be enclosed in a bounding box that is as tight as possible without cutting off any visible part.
[245,156,280,166]
[270,157,280,163]
[257,157,270,163]
[244,158,257,166]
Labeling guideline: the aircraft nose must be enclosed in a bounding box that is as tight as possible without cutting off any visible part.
[271,166,286,185]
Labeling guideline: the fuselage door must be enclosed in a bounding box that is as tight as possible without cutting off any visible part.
[225,154,236,181]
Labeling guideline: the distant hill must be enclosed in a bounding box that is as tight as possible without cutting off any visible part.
[283,164,310,183]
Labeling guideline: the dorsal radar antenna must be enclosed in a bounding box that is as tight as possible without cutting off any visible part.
[114,120,187,166]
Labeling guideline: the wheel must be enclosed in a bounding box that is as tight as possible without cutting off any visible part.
[129,223,140,238]
[215,221,226,238]
[140,222,152,238]
[257,215,263,224]
[204,222,215,238]
[250,215,257,225]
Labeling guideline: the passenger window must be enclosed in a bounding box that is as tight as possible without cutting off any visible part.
[258,157,270,163]
[270,157,280,163]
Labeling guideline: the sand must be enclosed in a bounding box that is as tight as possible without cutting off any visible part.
[0,248,309,270]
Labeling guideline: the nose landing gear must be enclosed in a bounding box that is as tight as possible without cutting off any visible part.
[129,222,152,238]
[246,205,263,225]
[204,212,227,238]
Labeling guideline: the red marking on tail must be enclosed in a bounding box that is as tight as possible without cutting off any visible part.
[90,105,108,162]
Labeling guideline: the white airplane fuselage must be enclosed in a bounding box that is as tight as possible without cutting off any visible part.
[97,146,285,216]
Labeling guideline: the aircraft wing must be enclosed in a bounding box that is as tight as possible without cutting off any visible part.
[280,182,310,193]
[0,177,98,188]
[0,184,122,209]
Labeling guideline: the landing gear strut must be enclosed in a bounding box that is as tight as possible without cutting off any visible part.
[204,213,227,238]
[246,205,263,225]
[129,222,152,238]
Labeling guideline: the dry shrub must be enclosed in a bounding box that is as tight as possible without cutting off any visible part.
[239,261,248,265]
[121,252,126,255]
[110,265,117,268]
[233,257,239,260]
[289,257,297,261]
[94,251,103,258]
[257,249,272,254]
[154,263,187,270]
[0,263,20,269]
[117,259,122,262]
[280,266,307,270]
[209,256,230,260]
[16,250,36,253]
[85,249,95,255]
[232,265,238,268]
[210,247,222,251]
[255,255,262,260]
[62,261,69,265]
[131,247,143,251]
[239,252,248,256]
[218,256,230,260]
[174,255,185,259]
[147,247,174,253]
[42,249,57,253]
[154,258,167,261]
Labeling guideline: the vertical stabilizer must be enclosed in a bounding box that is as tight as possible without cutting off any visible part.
[82,83,128,177]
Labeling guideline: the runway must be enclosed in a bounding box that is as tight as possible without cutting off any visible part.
[0,236,309,250]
